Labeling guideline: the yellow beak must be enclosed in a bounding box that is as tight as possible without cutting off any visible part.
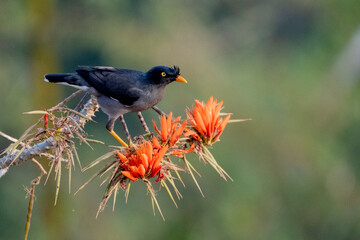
[175,75,187,83]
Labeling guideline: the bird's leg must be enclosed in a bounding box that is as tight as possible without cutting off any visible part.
[137,112,150,134]
[108,130,128,148]
[106,117,128,148]
[119,115,131,140]
[152,105,168,117]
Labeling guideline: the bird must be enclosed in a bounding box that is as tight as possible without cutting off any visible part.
[44,65,187,147]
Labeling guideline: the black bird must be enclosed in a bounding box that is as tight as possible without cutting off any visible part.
[44,65,187,147]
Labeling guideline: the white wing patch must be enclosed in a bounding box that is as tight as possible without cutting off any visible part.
[44,79,89,91]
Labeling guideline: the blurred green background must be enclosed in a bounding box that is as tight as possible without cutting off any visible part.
[1,0,360,239]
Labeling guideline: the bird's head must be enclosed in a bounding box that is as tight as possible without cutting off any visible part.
[146,66,187,85]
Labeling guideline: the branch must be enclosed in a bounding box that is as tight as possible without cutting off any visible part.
[0,96,99,174]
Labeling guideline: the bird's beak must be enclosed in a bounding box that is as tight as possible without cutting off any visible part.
[175,75,187,83]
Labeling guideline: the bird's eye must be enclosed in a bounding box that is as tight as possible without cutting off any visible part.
[161,72,166,77]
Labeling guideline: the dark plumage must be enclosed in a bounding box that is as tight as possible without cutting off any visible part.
[44,65,187,146]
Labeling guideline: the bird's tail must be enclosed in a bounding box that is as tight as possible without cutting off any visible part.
[44,73,89,90]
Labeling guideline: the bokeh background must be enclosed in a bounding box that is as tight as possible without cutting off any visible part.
[1,0,360,239]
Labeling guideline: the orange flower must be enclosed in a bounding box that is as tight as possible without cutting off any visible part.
[117,141,168,181]
[153,112,187,147]
[185,97,231,146]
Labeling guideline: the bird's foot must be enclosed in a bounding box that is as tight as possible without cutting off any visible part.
[127,137,136,148]
[143,132,152,138]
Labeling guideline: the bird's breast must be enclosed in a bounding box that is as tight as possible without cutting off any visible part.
[131,86,165,111]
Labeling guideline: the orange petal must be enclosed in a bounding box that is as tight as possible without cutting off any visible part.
[153,145,168,169]
[135,150,142,165]
[206,96,214,108]
[136,148,142,157]
[170,150,185,156]
[194,110,206,135]
[160,114,168,142]
[140,153,149,170]
[194,100,203,109]
[149,166,162,178]
[214,116,221,130]
[130,166,139,178]
[219,114,231,132]
[213,98,218,108]
[153,120,160,135]
[140,142,146,152]
[117,151,128,164]
[130,154,137,163]
[170,121,177,134]
[170,120,187,145]
[145,141,153,160]
[211,103,222,136]
[138,164,146,178]
[121,171,138,181]
[152,137,162,149]
[204,107,211,135]
[209,115,216,138]
[186,143,195,153]
[214,101,223,116]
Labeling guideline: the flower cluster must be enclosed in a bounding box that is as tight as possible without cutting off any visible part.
[153,112,187,146]
[117,141,168,182]
[152,113,194,156]
[85,96,248,219]
[185,96,231,146]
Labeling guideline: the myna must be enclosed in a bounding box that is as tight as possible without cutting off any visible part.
[44,65,187,147]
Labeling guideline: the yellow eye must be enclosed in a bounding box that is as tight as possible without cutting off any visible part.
[161,72,166,77]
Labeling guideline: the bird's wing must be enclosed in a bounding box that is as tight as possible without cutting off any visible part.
[76,66,144,106]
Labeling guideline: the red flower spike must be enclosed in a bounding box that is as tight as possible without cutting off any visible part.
[186,97,231,146]
[119,141,168,181]
[153,113,187,147]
